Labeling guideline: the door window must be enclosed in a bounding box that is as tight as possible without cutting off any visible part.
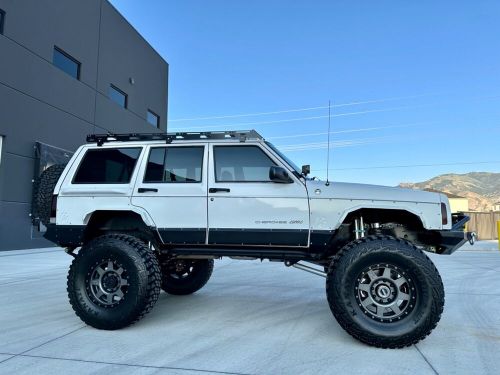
[144,147,204,183]
[214,146,277,182]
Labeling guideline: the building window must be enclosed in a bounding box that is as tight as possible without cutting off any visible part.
[109,84,127,108]
[147,110,160,128]
[144,147,204,183]
[53,46,81,80]
[0,9,5,35]
[73,148,142,184]
[0,135,4,167]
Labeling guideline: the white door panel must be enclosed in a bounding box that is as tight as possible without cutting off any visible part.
[207,143,310,247]
[209,194,309,229]
[131,145,208,244]
[132,196,206,228]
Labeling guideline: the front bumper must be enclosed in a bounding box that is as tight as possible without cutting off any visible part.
[437,213,473,254]
[437,230,472,254]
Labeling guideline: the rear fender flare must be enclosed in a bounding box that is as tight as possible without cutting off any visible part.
[83,208,157,229]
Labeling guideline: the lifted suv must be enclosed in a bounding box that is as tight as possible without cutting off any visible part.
[36,130,472,348]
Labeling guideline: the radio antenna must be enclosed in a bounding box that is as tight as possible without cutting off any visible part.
[325,100,332,186]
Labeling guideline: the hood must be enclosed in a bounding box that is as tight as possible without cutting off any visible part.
[305,180,443,204]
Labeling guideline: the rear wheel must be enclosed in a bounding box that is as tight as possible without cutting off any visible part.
[326,236,444,348]
[161,259,214,295]
[67,234,161,330]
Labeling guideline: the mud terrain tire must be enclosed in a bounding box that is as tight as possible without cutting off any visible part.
[326,236,444,348]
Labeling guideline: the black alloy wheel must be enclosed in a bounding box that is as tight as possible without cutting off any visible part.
[326,236,444,348]
[161,259,214,295]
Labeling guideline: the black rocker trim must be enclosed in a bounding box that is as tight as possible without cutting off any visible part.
[158,228,206,245]
[208,228,309,247]
[44,225,313,248]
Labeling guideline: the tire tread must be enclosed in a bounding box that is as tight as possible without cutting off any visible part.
[35,164,66,225]
[67,233,161,329]
[326,235,444,348]
[161,259,214,295]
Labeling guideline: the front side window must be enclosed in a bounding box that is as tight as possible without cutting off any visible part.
[265,141,301,175]
[109,84,127,108]
[53,46,81,80]
[147,110,160,128]
[144,147,204,183]
[214,146,277,182]
[73,148,141,184]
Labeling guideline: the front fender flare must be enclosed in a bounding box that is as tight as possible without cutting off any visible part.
[334,203,431,230]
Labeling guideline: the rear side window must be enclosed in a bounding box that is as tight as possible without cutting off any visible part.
[73,148,142,184]
[214,146,277,182]
[144,147,204,183]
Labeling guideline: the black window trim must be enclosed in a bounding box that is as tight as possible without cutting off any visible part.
[71,147,143,185]
[0,9,6,35]
[53,46,81,80]
[213,144,284,184]
[143,145,205,184]
[109,84,128,109]
[147,109,160,128]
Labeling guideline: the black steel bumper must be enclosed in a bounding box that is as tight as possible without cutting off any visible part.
[44,224,85,248]
[437,213,473,255]
[437,230,472,254]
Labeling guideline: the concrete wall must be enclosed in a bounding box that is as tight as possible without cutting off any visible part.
[0,0,168,250]
[449,198,469,213]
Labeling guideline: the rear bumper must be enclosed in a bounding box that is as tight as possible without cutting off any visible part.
[44,224,85,248]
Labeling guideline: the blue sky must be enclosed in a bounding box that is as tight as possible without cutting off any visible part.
[110,0,500,186]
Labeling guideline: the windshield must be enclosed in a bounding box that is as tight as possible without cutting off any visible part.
[265,141,302,175]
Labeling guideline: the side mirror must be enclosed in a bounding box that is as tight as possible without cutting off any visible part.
[269,166,293,183]
[301,164,310,176]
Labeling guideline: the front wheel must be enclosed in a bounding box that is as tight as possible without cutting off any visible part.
[326,236,444,348]
[161,259,214,295]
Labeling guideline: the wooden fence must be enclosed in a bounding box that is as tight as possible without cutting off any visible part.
[463,211,500,240]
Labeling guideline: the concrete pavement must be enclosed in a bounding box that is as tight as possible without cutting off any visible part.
[0,242,499,374]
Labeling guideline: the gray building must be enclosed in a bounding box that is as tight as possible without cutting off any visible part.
[0,0,169,250]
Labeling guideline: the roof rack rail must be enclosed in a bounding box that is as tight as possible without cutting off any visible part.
[86,130,263,146]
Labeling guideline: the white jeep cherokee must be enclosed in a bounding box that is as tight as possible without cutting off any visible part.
[35,130,472,348]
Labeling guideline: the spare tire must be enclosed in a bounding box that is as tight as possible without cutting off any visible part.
[35,164,66,225]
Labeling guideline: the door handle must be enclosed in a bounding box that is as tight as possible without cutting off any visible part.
[138,188,158,193]
[209,188,230,193]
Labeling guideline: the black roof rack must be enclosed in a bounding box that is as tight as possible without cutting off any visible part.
[86,130,263,146]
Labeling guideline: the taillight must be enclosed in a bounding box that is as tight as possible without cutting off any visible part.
[50,195,58,221]
[441,203,448,226]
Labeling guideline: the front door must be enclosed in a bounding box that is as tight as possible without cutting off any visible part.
[207,143,310,247]
[131,144,208,245]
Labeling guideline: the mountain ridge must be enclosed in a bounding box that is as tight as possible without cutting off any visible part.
[399,172,500,211]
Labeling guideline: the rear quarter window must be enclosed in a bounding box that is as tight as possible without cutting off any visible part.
[73,148,142,184]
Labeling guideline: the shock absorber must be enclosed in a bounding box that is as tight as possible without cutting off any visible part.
[371,222,382,235]
[354,216,366,239]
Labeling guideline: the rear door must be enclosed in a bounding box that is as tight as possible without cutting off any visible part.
[131,144,208,245]
[207,143,310,247]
